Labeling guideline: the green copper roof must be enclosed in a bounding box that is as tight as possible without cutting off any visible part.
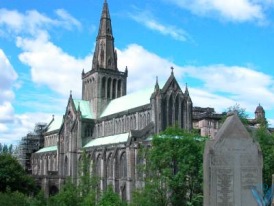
[84,133,129,148]
[35,146,57,153]
[73,99,94,119]
[100,88,153,117]
[47,116,63,132]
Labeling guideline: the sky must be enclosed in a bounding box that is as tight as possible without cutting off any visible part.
[1,0,274,145]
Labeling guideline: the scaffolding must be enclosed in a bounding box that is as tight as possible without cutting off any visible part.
[18,122,47,173]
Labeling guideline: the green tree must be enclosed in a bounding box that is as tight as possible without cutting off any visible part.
[0,153,37,194]
[48,178,80,206]
[0,190,30,206]
[255,125,274,187]
[132,127,205,206]
[223,103,249,125]
[48,150,99,206]
[98,186,126,206]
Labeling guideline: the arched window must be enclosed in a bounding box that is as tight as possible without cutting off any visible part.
[101,77,106,98]
[117,80,122,97]
[64,156,68,176]
[168,95,173,126]
[120,152,127,179]
[107,78,111,99]
[96,154,101,177]
[112,79,117,99]
[107,153,113,178]
[175,95,180,125]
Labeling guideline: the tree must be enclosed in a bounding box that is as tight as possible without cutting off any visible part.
[223,103,249,125]
[48,150,99,206]
[0,153,37,194]
[0,190,30,206]
[48,178,80,206]
[131,127,205,206]
[98,186,126,206]
[255,125,274,187]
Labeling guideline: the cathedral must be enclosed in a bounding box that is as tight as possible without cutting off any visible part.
[28,0,266,201]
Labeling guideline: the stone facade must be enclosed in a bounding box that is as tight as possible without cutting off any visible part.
[203,113,263,206]
[28,1,268,202]
[30,1,193,200]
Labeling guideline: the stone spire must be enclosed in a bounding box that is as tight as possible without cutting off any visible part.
[92,0,117,70]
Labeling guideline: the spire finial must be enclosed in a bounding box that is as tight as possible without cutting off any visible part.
[155,76,159,91]
[171,66,174,75]
[70,90,72,97]
[185,83,189,95]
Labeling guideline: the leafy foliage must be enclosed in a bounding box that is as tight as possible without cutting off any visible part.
[0,190,30,206]
[255,125,274,187]
[222,103,249,125]
[0,153,37,194]
[98,186,126,206]
[48,150,100,206]
[131,127,206,206]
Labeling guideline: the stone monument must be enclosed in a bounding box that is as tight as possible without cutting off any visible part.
[203,113,263,206]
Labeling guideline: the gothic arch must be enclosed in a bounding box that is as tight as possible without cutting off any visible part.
[175,95,180,125]
[107,77,112,99]
[49,185,59,196]
[96,154,102,177]
[64,156,68,176]
[168,94,174,126]
[107,153,113,178]
[120,152,127,179]
[101,77,106,98]
[112,79,117,99]
[117,79,122,97]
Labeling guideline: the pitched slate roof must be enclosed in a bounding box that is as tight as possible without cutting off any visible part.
[84,133,129,147]
[73,99,94,119]
[35,146,57,153]
[100,88,154,117]
[47,116,63,133]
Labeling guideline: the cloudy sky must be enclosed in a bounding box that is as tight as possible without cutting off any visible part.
[1,0,274,145]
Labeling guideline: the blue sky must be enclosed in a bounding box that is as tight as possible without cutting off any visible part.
[1,0,274,145]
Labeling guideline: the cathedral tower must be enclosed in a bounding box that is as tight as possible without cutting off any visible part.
[82,0,128,118]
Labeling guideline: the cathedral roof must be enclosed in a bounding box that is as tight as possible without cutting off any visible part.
[47,116,63,133]
[100,88,154,117]
[84,132,129,147]
[35,145,57,153]
[73,99,94,119]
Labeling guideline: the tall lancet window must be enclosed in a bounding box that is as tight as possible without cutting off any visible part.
[96,154,101,177]
[168,95,173,126]
[175,95,180,125]
[120,152,127,179]
[107,153,113,178]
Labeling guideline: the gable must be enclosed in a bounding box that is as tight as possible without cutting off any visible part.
[73,99,94,119]
[161,74,182,94]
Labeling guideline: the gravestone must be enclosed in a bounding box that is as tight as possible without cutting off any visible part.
[203,113,263,206]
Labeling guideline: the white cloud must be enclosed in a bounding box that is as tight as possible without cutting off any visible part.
[0,8,84,145]
[0,49,18,91]
[129,10,190,41]
[16,33,92,97]
[117,45,274,116]
[183,65,274,105]
[0,112,54,145]
[164,0,271,22]
[117,44,182,92]
[0,8,81,37]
